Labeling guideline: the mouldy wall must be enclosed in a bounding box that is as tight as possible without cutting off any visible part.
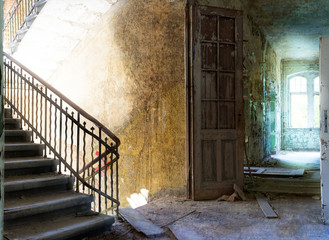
[198,0,281,164]
[46,0,186,206]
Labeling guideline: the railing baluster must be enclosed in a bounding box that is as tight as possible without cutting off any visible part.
[31,77,34,141]
[44,87,48,157]
[70,112,74,174]
[105,138,108,214]
[35,83,39,139]
[10,61,13,112]
[27,77,31,130]
[54,98,57,156]
[115,143,119,215]
[76,113,80,192]
[82,122,86,191]
[98,128,102,213]
[49,94,52,155]
[59,99,63,173]
[64,107,68,172]
[24,76,27,126]
[40,87,43,142]
[90,127,95,199]
[110,143,113,214]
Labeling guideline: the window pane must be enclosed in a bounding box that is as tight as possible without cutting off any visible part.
[290,76,307,93]
[314,94,320,127]
[314,77,320,92]
[291,94,308,128]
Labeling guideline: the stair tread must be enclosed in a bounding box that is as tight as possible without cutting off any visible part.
[5,172,69,183]
[4,118,20,121]
[5,157,58,169]
[5,173,73,192]
[5,156,52,161]
[17,26,29,35]
[5,129,32,134]
[34,0,47,7]
[4,211,114,240]
[25,12,37,22]
[5,142,43,146]
[5,143,44,150]
[5,191,93,219]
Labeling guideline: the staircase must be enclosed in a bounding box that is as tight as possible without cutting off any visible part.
[3,108,115,240]
[3,51,120,238]
[4,0,48,53]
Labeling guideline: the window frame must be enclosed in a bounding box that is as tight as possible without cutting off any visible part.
[287,71,319,128]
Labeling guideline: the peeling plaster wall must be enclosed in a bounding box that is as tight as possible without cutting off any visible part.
[198,0,281,163]
[15,0,186,206]
[281,60,320,151]
[13,0,282,206]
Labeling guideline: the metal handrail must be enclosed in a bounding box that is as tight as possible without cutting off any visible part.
[3,53,120,214]
[3,53,121,146]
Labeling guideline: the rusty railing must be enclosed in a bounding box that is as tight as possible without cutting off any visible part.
[3,52,120,214]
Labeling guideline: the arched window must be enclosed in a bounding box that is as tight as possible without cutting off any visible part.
[288,73,319,128]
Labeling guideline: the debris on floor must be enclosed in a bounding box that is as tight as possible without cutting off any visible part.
[119,208,165,238]
[217,184,247,202]
[255,193,278,218]
[91,194,327,239]
[244,167,304,177]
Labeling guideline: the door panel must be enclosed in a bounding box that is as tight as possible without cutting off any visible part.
[188,5,243,200]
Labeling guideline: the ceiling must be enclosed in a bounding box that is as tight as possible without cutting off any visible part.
[248,0,329,60]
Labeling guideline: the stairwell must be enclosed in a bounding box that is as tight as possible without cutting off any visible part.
[3,108,115,239]
[4,0,47,53]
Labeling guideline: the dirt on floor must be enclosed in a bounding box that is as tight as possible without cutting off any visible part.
[90,193,328,240]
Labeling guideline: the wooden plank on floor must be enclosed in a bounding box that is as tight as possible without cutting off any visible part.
[255,193,278,218]
[244,167,304,177]
[119,208,165,238]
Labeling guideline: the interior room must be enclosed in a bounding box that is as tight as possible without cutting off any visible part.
[2,0,329,239]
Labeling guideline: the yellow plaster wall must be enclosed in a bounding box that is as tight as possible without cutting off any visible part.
[47,0,186,206]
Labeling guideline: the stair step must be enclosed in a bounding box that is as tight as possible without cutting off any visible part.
[5,173,74,192]
[17,26,29,35]
[5,191,93,220]
[4,108,12,118]
[35,0,47,13]
[4,118,21,130]
[5,143,44,158]
[4,211,114,240]
[25,12,37,22]
[5,157,58,176]
[5,130,32,142]
[35,0,47,7]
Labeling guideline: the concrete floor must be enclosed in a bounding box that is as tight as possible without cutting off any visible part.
[92,194,329,240]
[271,151,320,170]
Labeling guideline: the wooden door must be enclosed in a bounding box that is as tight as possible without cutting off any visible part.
[187,5,244,200]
